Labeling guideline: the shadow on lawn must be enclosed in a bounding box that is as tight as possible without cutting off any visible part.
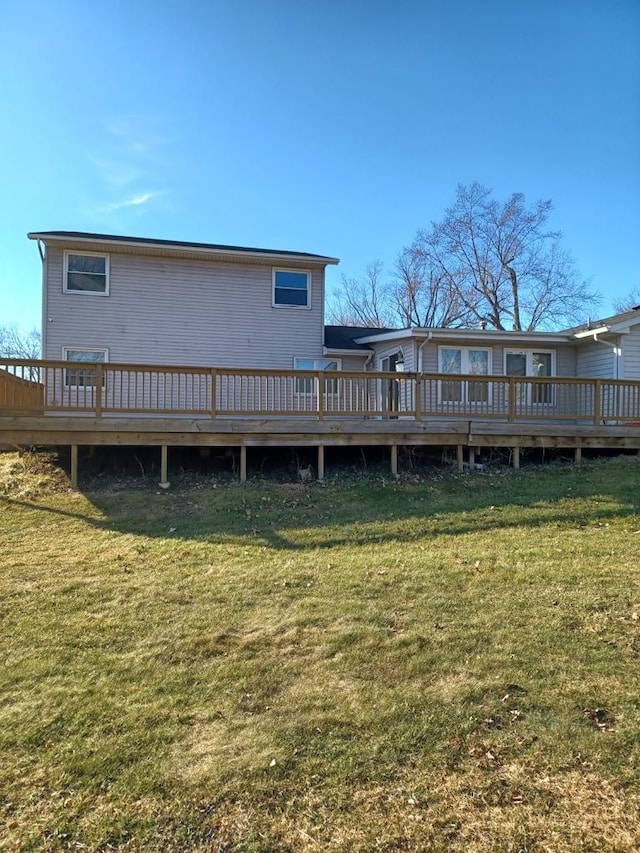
[4,461,640,552]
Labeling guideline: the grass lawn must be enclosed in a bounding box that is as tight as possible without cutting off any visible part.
[1,452,640,852]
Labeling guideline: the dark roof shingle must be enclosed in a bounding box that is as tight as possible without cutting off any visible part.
[324,325,396,350]
[28,231,338,263]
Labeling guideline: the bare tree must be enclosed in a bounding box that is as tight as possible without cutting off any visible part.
[328,254,471,330]
[0,324,41,359]
[612,288,640,313]
[389,246,472,328]
[326,261,393,327]
[412,182,600,330]
[327,183,600,331]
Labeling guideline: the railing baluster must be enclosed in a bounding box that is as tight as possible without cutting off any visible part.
[3,359,640,425]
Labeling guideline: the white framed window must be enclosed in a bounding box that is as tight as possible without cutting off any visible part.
[273,269,310,308]
[63,348,108,387]
[438,346,491,403]
[505,350,555,404]
[64,251,110,295]
[294,357,341,393]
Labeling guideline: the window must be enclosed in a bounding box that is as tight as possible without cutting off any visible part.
[294,358,340,393]
[63,348,107,387]
[64,252,109,295]
[505,350,554,404]
[439,347,491,403]
[273,269,310,308]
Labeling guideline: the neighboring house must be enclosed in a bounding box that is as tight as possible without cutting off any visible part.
[29,231,339,372]
[28,230,640,388]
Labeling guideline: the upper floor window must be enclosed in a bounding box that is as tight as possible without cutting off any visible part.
[273,269,310,308]
[64,252,109,295]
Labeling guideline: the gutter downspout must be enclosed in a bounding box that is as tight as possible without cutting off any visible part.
[417,331,433,372]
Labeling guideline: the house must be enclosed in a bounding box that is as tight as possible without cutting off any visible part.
[2,231,640,484]
[29,231,339,371]
[28,230,640,389]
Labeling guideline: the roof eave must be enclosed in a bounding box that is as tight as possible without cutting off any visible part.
[355,328,575,345]
[323,347,372,356]
[27,231,339,266]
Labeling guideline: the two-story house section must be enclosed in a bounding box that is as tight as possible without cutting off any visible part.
[28,231,339,372]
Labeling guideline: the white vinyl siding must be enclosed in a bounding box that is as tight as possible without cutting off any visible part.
[576,341,616,379]
[621,327,640,379]
[339,354,371,371]
[377,343,416,372]
[44,249,325,368]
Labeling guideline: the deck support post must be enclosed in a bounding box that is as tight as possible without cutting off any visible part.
[159,444,169,487]
[70,445,78,489]
[512,447,520,470]
[240,445,247,483]
[574,446,582,465]
[457,444,464,473]
[468,447,475,469]
[317,444,325,481]
[391,444,399,478]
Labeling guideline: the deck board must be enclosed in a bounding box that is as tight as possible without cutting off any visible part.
[2,415,640,450]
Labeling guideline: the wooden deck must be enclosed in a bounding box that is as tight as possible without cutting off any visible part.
[2,359,640,485]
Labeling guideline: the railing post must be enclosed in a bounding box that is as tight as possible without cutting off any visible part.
[316,371,324,420]
[508,376,516,422]
[594,379,602,425]
[414,374,421,420]
[95,364,103,417]
[210,368,217,419]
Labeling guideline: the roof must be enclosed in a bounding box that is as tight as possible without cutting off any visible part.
[324,325,396,351]
[27,231,339,266]
[564,306,640,335]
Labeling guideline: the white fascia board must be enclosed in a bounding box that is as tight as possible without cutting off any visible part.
[442,331,574,344]
[356,328,573,345]
[574,326,610,339]
[323,347,371,356]
[354,330,412,345]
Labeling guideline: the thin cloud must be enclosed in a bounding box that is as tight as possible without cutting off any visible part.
[100,191,162,214]
[86,116,173,223]
[119,191,155,207]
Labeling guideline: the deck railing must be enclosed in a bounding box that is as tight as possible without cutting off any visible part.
[2,359,640,425]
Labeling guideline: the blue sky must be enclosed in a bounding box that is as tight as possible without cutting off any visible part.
[1,0,639,336]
